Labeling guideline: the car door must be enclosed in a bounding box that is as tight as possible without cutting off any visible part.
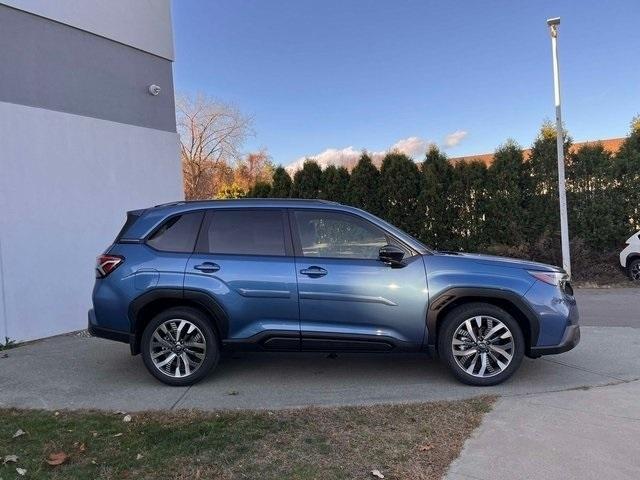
[184,208,299,349]
[290,209,429,351]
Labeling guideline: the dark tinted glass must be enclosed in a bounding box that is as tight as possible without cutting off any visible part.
[294,210,388,259]
[203,210,285,256]
[146,212,203,253]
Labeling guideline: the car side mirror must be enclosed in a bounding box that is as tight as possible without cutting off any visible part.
[379,244,405,267]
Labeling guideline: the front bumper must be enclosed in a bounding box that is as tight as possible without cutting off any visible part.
[529,324,580,356]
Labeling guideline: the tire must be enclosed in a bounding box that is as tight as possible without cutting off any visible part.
[438,302,525,386]
[141,307,219,386]
[628,258,640,282]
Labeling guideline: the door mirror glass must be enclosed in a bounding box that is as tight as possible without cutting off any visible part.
[379,244,405,267]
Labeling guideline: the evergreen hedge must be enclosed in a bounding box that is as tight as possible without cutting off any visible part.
[250,118,640,277]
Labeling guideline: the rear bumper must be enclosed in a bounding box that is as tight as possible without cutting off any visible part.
[529,324,580,356]
[88,309,132,345]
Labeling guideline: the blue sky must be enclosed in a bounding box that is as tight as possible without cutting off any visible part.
[172,0,640,167]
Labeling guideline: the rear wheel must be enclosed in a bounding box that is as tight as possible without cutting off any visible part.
[141,307,219,386]
[628,258,640,282]
[438,303,524,386]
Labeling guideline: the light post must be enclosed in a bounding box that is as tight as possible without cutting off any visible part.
[547,17,571,277]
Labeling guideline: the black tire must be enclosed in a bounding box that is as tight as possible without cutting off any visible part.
[141,307,219,386]
[438,302,525,386]
[628,258,640,282]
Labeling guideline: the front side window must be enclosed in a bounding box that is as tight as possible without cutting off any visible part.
[146,212,204,253]
[294,210,388,259]
[200,210,286,256]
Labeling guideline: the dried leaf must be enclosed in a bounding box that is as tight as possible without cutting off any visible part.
[3,454,18,465]
[13,429,26,438]
[16,467,27,475]
[123,414,132,423]
[46,451,69,466]
[371,469,385,479]
[78,443,87,452]
[136,453,144,460]
[419,443,434,452]
[113,433,123,437]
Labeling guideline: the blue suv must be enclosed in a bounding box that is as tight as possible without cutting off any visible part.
[89,199,580,386]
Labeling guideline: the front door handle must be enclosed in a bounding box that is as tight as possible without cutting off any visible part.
[194,262,220,273]
[300,266,327,277]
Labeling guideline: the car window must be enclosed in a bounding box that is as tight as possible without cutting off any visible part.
[201,210,286,256]
[146,212,204,253]
[294,210,388,259]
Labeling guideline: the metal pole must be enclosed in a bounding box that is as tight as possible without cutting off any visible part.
[547,17,571,277]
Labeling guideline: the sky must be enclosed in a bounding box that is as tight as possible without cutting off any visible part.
[172,0,640,168]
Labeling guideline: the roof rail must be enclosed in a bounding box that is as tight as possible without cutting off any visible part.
[153,198,341,207]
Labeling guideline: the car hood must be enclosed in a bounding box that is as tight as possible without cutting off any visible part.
[434,251,562,272]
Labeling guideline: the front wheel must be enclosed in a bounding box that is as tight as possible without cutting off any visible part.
[141,307,219,386]
[438,303,524,386]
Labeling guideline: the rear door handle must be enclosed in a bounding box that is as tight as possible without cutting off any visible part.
[300,266,327,277]
[194,262,220,273]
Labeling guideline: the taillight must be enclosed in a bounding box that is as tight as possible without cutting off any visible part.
[96,254,124,278]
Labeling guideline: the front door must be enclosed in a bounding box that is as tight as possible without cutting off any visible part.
[290,209,428,351]
[184,208,299,349]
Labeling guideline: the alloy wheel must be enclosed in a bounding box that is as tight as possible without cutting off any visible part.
[631,262,640,281]
[149,319,207,378]
[451,315,514,378]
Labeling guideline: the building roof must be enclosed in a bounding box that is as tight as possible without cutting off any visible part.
[449,137,625,167]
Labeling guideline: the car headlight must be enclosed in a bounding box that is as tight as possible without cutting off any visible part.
[528,270,568,286]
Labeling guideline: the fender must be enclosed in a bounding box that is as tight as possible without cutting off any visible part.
[425,287,540,349]
[129,287,230,345]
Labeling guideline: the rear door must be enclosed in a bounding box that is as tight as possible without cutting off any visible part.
[290,209,428,351]
[184,208,299,349]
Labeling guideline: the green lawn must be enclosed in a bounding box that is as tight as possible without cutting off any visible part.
[0,397,493,479]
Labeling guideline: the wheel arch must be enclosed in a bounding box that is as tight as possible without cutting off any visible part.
[128,288,229,355]
[626,253,640,268]
[426,287,540,357]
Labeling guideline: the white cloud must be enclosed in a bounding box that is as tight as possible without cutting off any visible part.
[443,130,468,148]
[390,136,431,158]
[285,146,364,174]
[286,135,436,173]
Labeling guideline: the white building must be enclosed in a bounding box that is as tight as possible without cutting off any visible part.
[0,1,183,342]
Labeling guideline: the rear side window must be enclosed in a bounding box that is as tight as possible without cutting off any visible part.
[199,210,286,256]
[146,212,204,253]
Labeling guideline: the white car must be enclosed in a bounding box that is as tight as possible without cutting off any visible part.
[620,231,640,282]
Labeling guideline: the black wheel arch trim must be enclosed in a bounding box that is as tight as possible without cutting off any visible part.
[128,287,230,354]
[426,287,540,352]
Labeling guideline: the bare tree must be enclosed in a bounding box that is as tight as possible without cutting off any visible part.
[177,93,253,199]
[234,149,274,191]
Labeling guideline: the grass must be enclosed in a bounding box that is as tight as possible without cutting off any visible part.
[0,397,494,480]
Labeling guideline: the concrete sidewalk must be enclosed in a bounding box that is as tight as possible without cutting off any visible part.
[0,326,638,411]
[446,379,640,480]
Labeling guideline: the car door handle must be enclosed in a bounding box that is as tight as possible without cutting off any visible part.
[300,266,327,277]
[194,262,220,273]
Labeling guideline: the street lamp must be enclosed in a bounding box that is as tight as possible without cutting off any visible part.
[547,17,571,277]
